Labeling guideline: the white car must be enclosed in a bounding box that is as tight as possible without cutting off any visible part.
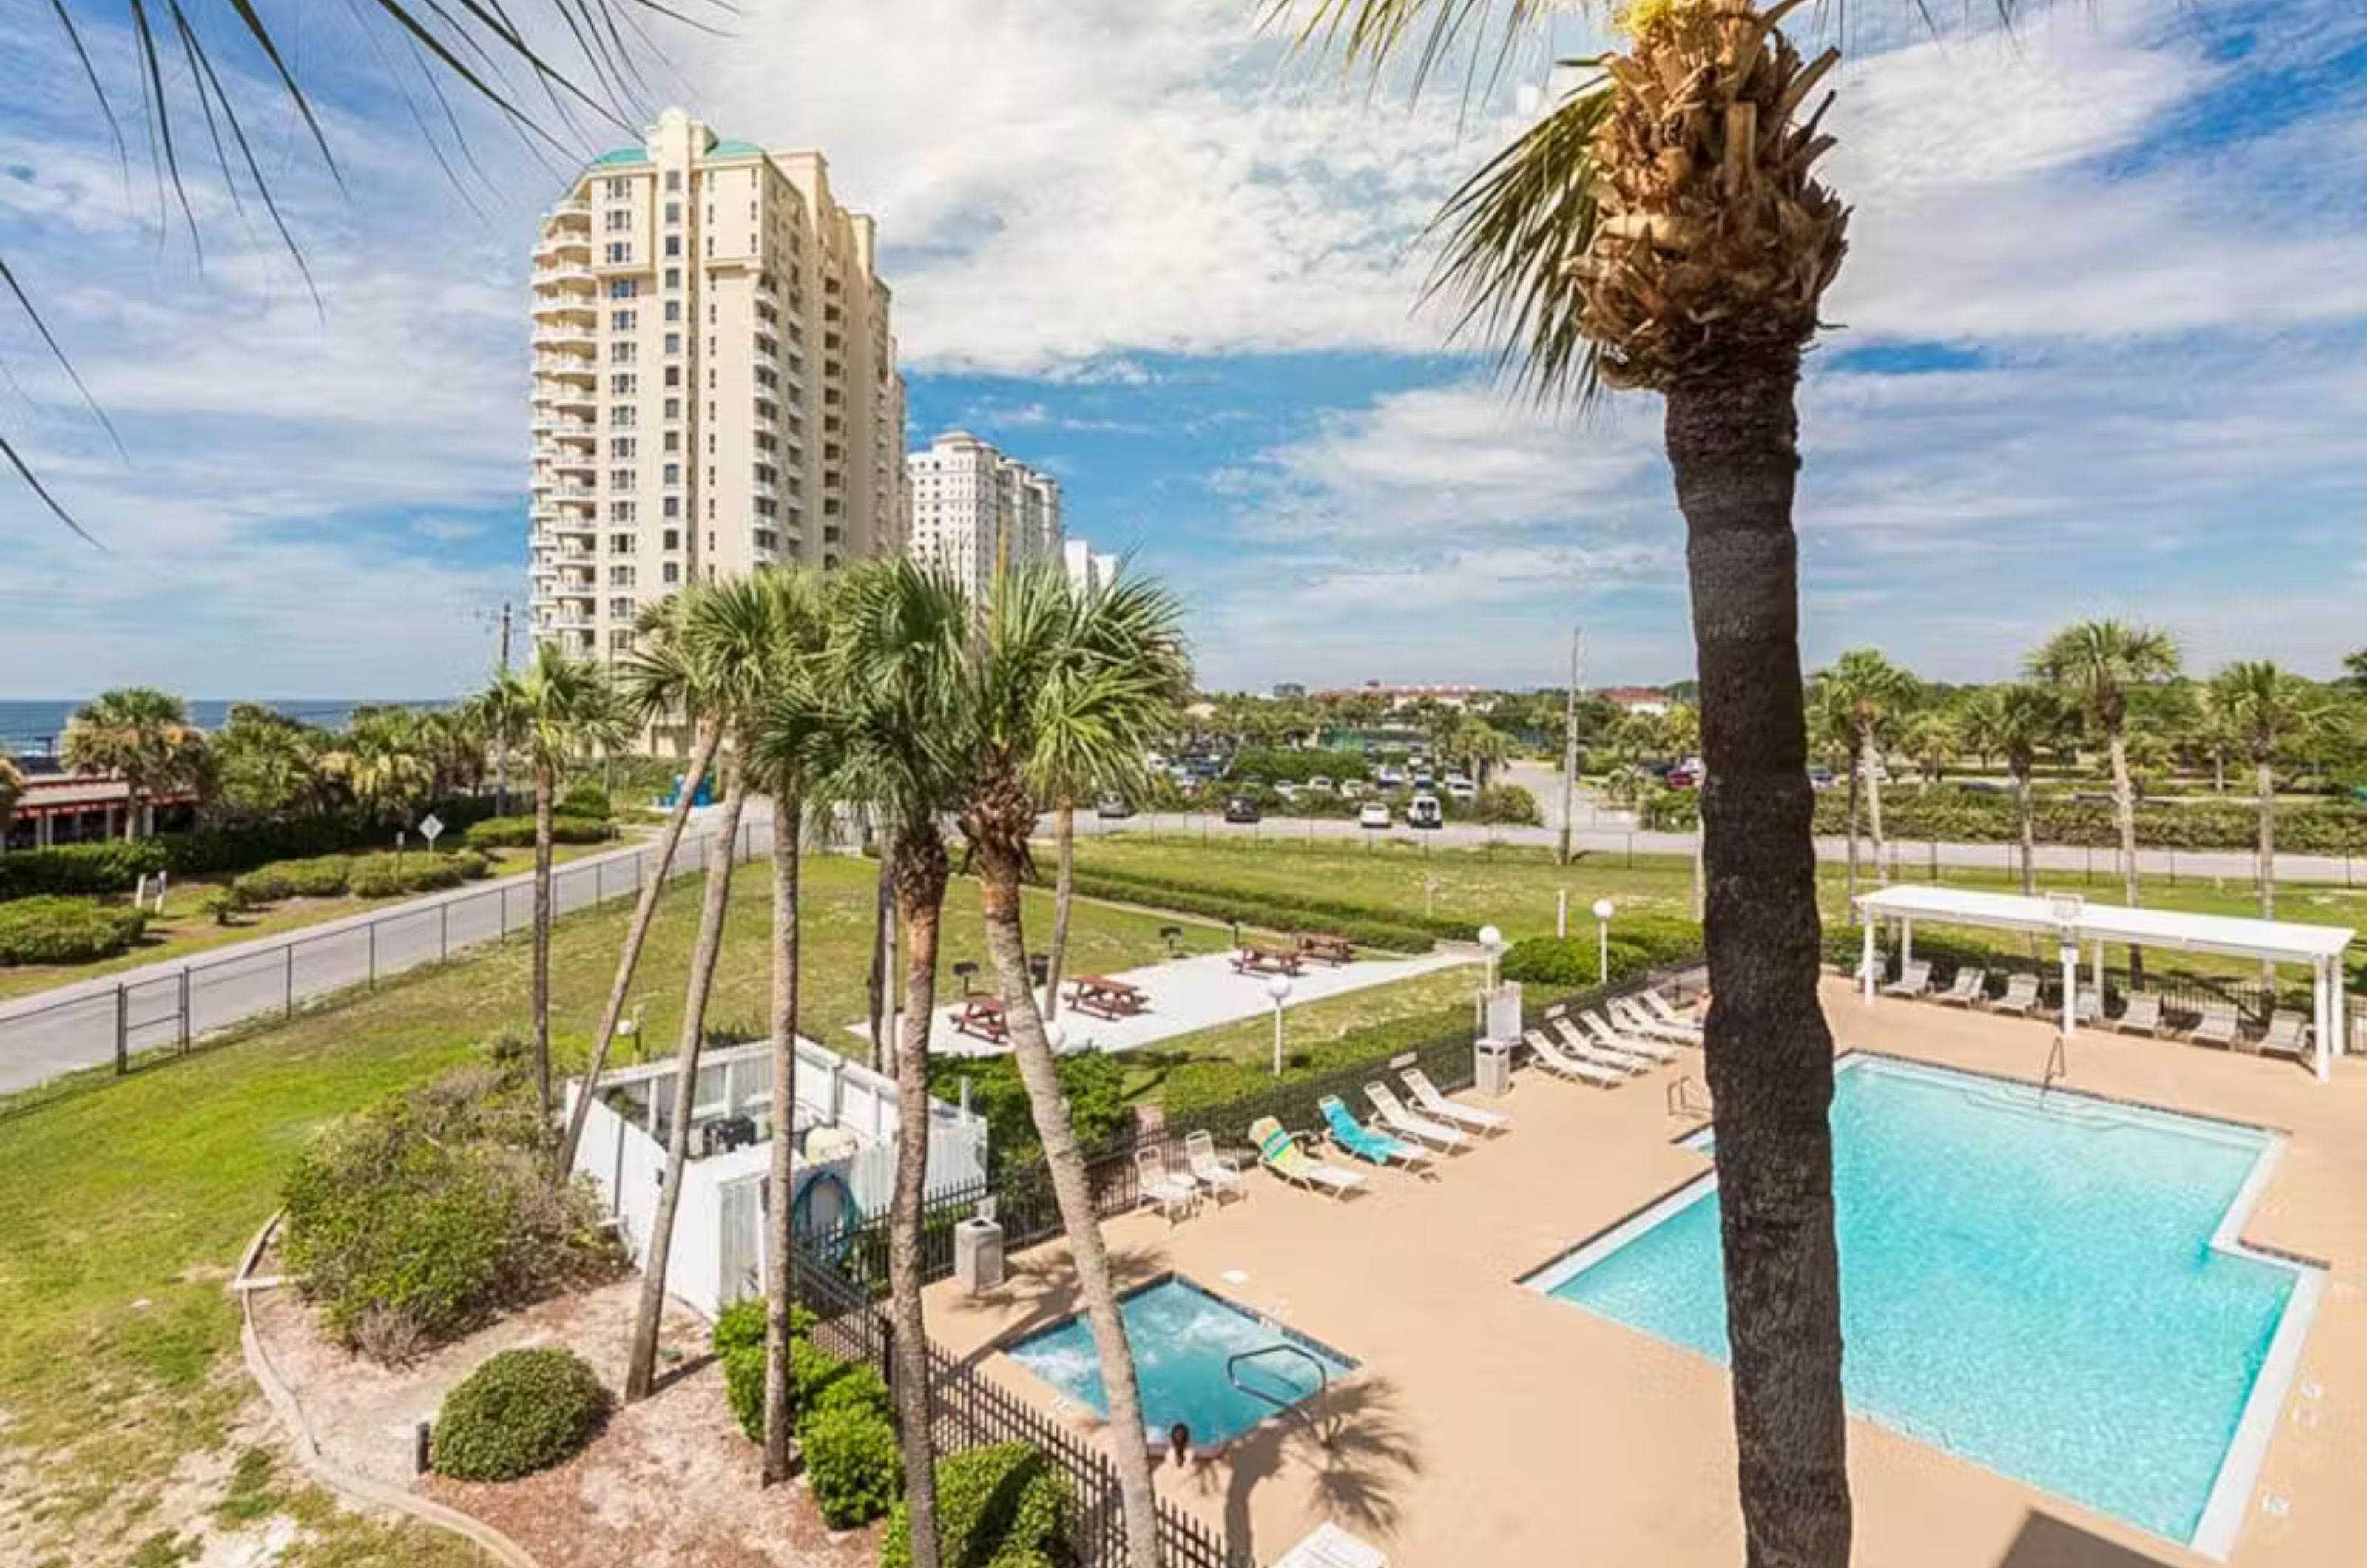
[1357,802,1392,830]
[1305,775,1334,794]
[1445,780,1478,802]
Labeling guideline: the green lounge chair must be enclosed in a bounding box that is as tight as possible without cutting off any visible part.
[1249,1116,1366,1198]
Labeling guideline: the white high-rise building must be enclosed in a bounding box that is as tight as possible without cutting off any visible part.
[528,109,907,665]
[905,431,1063,601]
[1061,538,1121,598]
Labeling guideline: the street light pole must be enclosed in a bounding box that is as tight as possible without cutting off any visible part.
[1267,973,1294,1077]
[1593,899,1615,985]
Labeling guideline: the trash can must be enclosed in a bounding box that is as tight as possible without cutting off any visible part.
[1474,1036,1516,1100]
[953,1215,1004,1294]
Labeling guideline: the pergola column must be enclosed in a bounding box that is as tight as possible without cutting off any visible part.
[1861,920,1877,1005]
[2314,956,2331,1084]
[2059,935,2079,1038]
[2093,941,2106,1002]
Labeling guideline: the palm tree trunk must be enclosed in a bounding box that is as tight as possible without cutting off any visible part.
[555,720,721,1177]
[624,769,749,1403]
[1842,747,1862,917]
[2255,757,2276,922]
[1665,370,1851,1568]
[1042,797,1078,1023]
[764,793,804,1483]
[533,760,557,1121]
[2109,726,2145,985]
[975,825,1162,1568]
[1860,724,1888,887]
[2015,765,2038,898]
[887,825,948,1568]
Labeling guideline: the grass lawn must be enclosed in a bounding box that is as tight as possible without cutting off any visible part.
[1067,835,2367,990]
[0,849,1201,1566]
[0,839,621,1003]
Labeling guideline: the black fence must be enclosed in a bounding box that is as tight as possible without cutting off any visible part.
[792,1243,1251,1568]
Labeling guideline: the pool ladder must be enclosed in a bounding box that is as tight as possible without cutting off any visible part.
[2042,1032,2070,1098]
[1227,1342,1332,1444]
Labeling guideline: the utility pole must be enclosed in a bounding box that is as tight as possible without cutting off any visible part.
[1558,626,1584,865]
[494,601,513,815]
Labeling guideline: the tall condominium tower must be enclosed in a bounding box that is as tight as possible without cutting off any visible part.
[904,430,1064,602]
[529,109,908,662]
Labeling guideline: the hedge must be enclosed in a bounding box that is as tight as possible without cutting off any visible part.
[803,1404,902,1527]
[0,839,166,901]
[232,848,490,905]
[881,1442,1071,1568]
[1813,788,2367,854]
[1060,862,1469,953]
[1499,913,1704,992]
[462,814,617,850]
[0,897,149,965]
[432,1348,610,1482]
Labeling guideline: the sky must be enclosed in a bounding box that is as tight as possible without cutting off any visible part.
[0,0,2363,698]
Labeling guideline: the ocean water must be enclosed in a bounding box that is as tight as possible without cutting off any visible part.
[1,699,452,752]
[1532,1057,2306,1546]
[1006,1277,1356,1446]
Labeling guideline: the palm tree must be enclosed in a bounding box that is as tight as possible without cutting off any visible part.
[0,754,22,847]
[2030,621,2180,979]
[478,647,630,1120]
[553,593,728,1180]
[1960,685,2066,896]
[1814,651,1917,888]
[2209,663,2327,934]
[206,704,327,822]
[1901,712,1960,794]
[954,562,1186,1568]
[829,559,975,1567]
[623,580,783,1404]
[61,688,206,840]
[1289,2,1858,1554]
[740,569,843,1484]
[319,707,438,825]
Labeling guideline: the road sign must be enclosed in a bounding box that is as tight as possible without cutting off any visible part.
[419,813,445,846]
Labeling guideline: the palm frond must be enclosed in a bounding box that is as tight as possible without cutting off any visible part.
[1272,0,1565,101]
[1425,79,1614,406]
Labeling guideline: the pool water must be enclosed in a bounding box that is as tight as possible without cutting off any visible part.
[1526,1055,2319,1551]
[1005,1277,1356,1445]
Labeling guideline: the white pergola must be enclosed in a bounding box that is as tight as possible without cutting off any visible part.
[1851,884,2354,1083]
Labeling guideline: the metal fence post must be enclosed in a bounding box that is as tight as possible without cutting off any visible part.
[178,968,190,1052]
[115,984,129,1075]
[286,944,294,1018]
[441,902,450,961]
[368,923,377,990]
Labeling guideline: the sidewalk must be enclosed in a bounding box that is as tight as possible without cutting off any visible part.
[0,809,769,1097]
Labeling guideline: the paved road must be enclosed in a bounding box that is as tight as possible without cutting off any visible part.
[0,809,778,1097]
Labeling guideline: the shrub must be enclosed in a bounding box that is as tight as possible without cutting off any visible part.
[203,888,247,925]
[1471,784,1542,825]
[463,814,615,851]
[1639,786,1701,831]
[232,855,353,904]
[1501,914,1702,993]
[1063,871,1439,955]
[801,1404,902,1528]
[348,853,467,899]
[710,1300,827,1444]
[0,896,149,965]
[558,782,613,820]
[432,1348,610,1482]
[280,1064,621,1359]
[0,839,166,901]
[881,1442,1071,1568]
[933,1049,1132,1169]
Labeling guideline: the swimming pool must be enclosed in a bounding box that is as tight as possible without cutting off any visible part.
[1004,1275,1356,1447]
[1522,1055,2325,1557]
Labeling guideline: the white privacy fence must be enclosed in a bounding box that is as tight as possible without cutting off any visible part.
[565,1037,990,1317]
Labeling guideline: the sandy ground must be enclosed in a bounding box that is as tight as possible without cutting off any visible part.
[257,1271,875,1567]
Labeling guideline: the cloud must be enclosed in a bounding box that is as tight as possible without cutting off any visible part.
[411,518,491,543]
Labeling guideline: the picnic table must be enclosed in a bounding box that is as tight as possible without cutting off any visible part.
[1231,945,1304,979]
[953,996,1008,1044]
[1067,974,1149,1020]
[1295,932,1356,966]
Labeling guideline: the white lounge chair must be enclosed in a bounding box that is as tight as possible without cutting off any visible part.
[1183,1129,1244,1203]
[1882,959,1934,999]
[1365,1081,1469,1152]
[2074,987,2105,1026]
[1274,1521,1389,1568]
[1611,996,1698,1047]
[1523,1029,1627,1087]
[1640,989,1704,1033]
[1581,1011,1679,1066]
[1550,1016,1652,1072]
[1933,967,1986,1007]
[1250,1116,1367,1199]
[1135,1144,1198,1223]
[2190,1001,2240,1049]
[2116,993,2163,1036]
[1990,973,2041,1017]
[2260,1010,2312,1058]
[1400,1067,1509,1133]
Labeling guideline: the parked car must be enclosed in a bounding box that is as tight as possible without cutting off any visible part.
[1808,767,1837,791]
[1665,766,1698,789]
[1340,778,1371,800]
[1357,801,1393,830]
[1095,795,1135,819]
[1374,767,1405,789]
[1306,775,1334,794]
[1445,777,1477,802]
[1407,793,1445,830]
[1223,795,1262,824]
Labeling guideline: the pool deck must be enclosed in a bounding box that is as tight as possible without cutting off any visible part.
[922,975,2367,1568]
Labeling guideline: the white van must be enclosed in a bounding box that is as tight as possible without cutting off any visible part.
[1407,793,1445,831]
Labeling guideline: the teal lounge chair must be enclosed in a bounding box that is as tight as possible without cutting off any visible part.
[1317,1095,1429,1169]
